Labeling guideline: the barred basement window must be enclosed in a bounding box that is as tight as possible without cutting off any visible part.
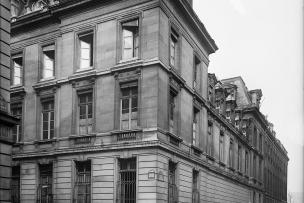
[74,161,91,203]
[207,121,213,156]
[11,166,20,203]
[192,169,199,203]
[37,164,53,203]
[12,55,23,86]
[168,161,178,203]
[78,31,93,69]
[41,100,54,140]
[219,131,224,163]
[192,107,199,146]
[117,158,136,203]
[78,92,93,135]
[42,44,55,79]
[120,83,138,130]
[11,103,22,142]
[121,19,139,60]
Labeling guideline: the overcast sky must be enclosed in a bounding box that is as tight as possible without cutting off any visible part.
[194,0,303,197]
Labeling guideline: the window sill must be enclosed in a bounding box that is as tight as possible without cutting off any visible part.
[191,144,203,155]
[219,161,226,167]
[34,139,57,144]
[76,67,94,73]
[10,84,23,89]
[228,166,235,171]
[119,57,139,64]
[237,170,243,176]
[39,77,55,82]
[13,142,24,146]
[206,154,215,161]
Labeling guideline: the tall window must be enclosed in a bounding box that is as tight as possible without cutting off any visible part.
[193,57,200,89]
[192,108,199,146]
[37,164,53,203]
[237,145,242,172]
[122,19,139,60]
[42,44,55,79]
[168,161,178,203]
[169,89,177,134]
[41,100,54,140]
[259,159,262,181]
[259,134,263,152]
[11,166,20,203]
[78,31,93,69]
[117,158,136,203]
[229,138,234,168]
[192,170,199,203]
[120,83,138,130]
[170,29,178,67]
[78,92,93,135]
[253,155,256,178]
[11,103,22,142]
[12,55,23,86]
[219,131,224,162]
[207,121,213,156]
[253,126,257,148]
[245,151,249,175]
[74,161,91,203]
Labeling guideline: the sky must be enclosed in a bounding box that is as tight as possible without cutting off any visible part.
[193,0,303,200]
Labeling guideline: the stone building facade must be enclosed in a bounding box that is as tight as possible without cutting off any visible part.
[1,1,19,203]
[9,0,288,203]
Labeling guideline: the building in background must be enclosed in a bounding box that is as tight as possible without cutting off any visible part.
[9,0,288,203]
[0,1,19,203]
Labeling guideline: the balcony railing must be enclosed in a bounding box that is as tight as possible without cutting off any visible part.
[117,131,137,141]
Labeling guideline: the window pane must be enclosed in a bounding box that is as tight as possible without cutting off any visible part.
[79,105,86,119]
[43,50,55,78]
[87,104,92,119]
[79,33,93,69]
[121,120,129,130]
[122,19,138,60]
[79,126,87,135]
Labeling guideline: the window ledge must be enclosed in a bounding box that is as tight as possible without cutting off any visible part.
[119,57,139,64]
[228,166,235,171]
[111,128,142,135]
[76,67,94,73]
[219,161,226,167]
[206,154,215,161]
[191,144,203,154]
[39,77,55,82]
[34,139,57,144]
[13,142,24,146]
[237,170,243,176]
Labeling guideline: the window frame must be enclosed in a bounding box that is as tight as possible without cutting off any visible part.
[11,53,24,87]
[11,102,23,143]
[192,106,200,146]
[169,27,179,68]
[219,131,225,163]
[168,88,178,135]
[76,29,95,71]
[77,90,94,136]
[37,163,53,203]
[119,81,139,130]
[207,121,214,156]
[229,138,234,168]
[40,43,56,80]
[193,55,201,90]
[41,98,55,140]
[119,18,140,61]
[73,160,91,203]
[192,169,200,203]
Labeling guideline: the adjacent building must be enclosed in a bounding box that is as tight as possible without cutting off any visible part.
[9,0,288,203]
[0,1,19,203]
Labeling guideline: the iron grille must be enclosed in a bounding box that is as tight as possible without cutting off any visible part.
[116,158,136,203]
[73,161,91,203]
[168,162,178,203]
[11,166,20,203]
[37,164,53,203]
